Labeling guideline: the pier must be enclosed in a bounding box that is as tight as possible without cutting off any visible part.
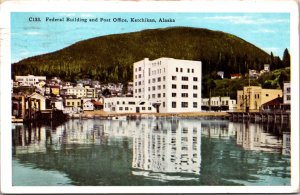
[228,111,290,123]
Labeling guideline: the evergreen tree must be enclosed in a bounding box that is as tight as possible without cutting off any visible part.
[282,48,291,68]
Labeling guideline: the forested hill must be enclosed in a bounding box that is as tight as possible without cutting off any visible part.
[12,27,273,82]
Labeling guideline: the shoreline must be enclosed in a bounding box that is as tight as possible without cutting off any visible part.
[78,110,230,119]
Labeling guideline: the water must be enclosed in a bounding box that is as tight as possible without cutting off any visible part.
[12,119,290,186]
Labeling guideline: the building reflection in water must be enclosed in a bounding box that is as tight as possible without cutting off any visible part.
[131,119,201,180]
[12,118,290,171]
[235,122,290,154]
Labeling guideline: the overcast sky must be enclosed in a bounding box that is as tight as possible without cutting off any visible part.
[11,12,290,63]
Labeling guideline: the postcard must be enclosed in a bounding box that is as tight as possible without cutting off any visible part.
[0,0,299,194]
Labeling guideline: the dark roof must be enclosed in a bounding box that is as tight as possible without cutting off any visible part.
[262,97,283,106]
[92,101,103,106]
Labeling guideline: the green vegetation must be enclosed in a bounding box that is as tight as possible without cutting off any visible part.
[203,67,290,99]
[13,27,272,83]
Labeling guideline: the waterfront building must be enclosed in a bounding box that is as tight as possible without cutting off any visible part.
[133,57,202,113]
[201,97,236,111]
[283,82,291,105]
[15,75,46,86]
[29,92,47,111]
[236,86,282,111]
[64,95,82,108]
[83,100,95,111]
[103,97,155,113]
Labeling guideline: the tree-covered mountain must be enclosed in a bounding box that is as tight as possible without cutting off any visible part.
[12,27,280,83]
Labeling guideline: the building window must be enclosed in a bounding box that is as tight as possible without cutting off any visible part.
[172,84,177,89]
[193,85,198,90]
[287,95,291,100]
[125,107,129,111]
[181,102,188,108]
[172,102,176,108]
[172,93,176,97]
[180,68,183,72]
[182,76,188,81]
[187,68,190,73]
[152,78,156,83]
[142,107,145,110]
[192,69,194,73]
[163,102,165,107]
[172,76,176,81]
[163,85,166,89]
[193,102,197,108]
[181,93,188,97]
[176,67,178,72]
[163,76,166,81]
[158,93,161,98]
[138,74,141,78]
[148,107,152,110]
[163,93,165,97]
[193,77,198,81]
[67,102,70,106]
[129,101,135,105]
[152,86,156,91]
[119,107,123,111]
[117,101,119,105]
[152,94,155,98]
[181,85,188,89]
[138,89,141,92]
[148,87,151,91]
[138,67,141,71]
[266,94,269,97]
[193,93,197,98]
[157,77,161,82]
[182,127,188,134]
[158,85,161,90]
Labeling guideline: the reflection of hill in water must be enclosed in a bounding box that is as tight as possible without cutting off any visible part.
[13,119,290,186]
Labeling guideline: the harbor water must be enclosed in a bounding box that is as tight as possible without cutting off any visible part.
[12,119,290,186]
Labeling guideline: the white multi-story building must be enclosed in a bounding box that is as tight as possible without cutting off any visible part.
[15,75,46,86]
[283,82,291,105]
[133,58,202,113]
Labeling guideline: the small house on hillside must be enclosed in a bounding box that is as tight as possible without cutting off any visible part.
[230,74,242,79]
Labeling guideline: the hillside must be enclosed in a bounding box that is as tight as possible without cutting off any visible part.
[12,27,271,83]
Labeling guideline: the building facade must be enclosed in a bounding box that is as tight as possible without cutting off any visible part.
[283,82,291,105]
[133,58,202,113]
[103,97,155,113]
[237,86,282,111]
[15,75,46,86]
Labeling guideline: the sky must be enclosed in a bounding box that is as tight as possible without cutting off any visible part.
[11,12,290,63]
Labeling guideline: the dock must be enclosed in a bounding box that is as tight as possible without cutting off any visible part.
[228,111,290,123]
